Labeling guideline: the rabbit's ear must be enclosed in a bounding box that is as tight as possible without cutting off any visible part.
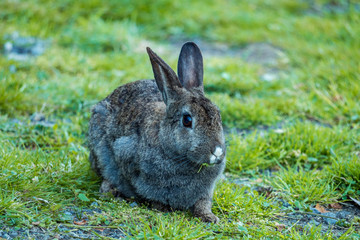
[147,47,182,105]
[177,42,204,91]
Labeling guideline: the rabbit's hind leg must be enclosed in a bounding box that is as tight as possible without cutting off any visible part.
[151,201,172,212]
[100,180,114,193]
[89,150,101,176]
[93,138,138,199]
[98,180,121,197]
[100,179,138,200]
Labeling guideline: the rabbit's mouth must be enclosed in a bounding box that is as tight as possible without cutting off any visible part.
[209,146,225,165]
[208,158,223,166]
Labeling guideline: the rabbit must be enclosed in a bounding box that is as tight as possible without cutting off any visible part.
[88,42,226,223]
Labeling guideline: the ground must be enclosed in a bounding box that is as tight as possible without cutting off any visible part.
[0,0,359,239]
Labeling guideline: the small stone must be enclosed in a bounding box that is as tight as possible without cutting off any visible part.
[221,72,231,80]
[4,42,13,52]
[3,233,10,239]
[64,211,73,216]
[337,211,351,219]
[236,221,244,226]
[280,199,291,208]
[30,113,46,122]
[10,118,23,125]
[30,113,55,127]
[274,129,285,134]
[129,202,138,208]
[310,219,320,226]
[112,70,126,78]
[9,65,16,73]
[31,42,45,56]
[64,118,72,123]
[310,207,321,214]
[43,235,50,240]
[9,231,18,237]
[261,73,277,82]
[11,31,20,39]
[322,212,338,225]
[90,201,99,207]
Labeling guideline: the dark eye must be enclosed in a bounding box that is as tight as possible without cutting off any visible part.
[182,114,192,128]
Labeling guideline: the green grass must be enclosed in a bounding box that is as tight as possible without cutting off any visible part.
[0,0,359,238]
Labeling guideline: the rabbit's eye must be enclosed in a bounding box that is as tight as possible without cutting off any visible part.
[182,114,192,128]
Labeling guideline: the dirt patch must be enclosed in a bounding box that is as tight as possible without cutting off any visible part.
[168,38,290,86]
[166,38,289,67]
[0,206,126,239]
[223,119,332,140]
[137,38,288,67]
[0,226,126,240]
[228,174,360,236]
[136,38,290,87]
[240,43,288,66]
[2,32,49,61]
[277,202,360,236]
[305,1,360,15]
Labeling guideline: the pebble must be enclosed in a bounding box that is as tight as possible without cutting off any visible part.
[274,129,285,134]
[30,113,46,122]
[4,41,13,52]
[337,211,351,219]
[309,219,320,226]
[3,32,49,61]
[278,199,291,208]
[129,202,138,208]
[58,225,70,231]
[3,233,10,239]
[9,231,18,237]
[322,212,338,225]
[310,207,321,214]
[64,210,73,216]
[261,73,277,82]
[9,65,17,73]
[10,118,23,125]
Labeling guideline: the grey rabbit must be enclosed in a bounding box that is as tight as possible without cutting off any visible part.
[88,42,226,223]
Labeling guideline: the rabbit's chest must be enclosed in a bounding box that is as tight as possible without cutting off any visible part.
[134,160,222,208]
[135,173,211,209]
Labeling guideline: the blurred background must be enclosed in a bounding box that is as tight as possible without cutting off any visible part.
[0,0,360,128]
[1,0,359,129]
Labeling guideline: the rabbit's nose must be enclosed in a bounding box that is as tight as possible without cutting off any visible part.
[209,146,224,164]
[213,147,223,157]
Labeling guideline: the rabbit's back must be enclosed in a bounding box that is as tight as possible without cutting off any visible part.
[88,79,165,197]
[90,79,163,138]
[105,79,163,135]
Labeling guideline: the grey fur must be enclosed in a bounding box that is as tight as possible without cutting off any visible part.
[88,42,226,223]
[178,42,204,91]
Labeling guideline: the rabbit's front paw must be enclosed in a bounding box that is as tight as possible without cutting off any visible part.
[198,212,219,223]
[99,180,123,199]
[100,180,112,193]
[193,197,219,223]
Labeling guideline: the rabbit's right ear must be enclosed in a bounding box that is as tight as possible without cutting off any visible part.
[147,47,182,105]
[177,42,204,92]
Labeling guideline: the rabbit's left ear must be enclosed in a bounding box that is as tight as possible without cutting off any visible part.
[177,42,204,91]
[147,47,182,105]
